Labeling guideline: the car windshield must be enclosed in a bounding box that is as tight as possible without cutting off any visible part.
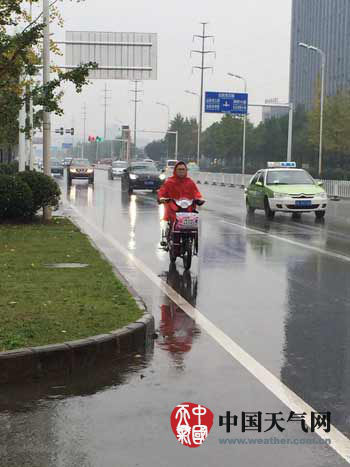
[51,160,61,166]
[131,164,158,173]
[266,170,314,185]
[167,161,177,167]
[112,161,127,168]
[72,160,90,167]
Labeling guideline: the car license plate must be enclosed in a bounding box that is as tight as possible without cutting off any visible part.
[144,181,154,186]
[295,200,311,207]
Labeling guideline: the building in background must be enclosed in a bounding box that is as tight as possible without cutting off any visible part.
[289,0,350,109]
[262,98,289,122]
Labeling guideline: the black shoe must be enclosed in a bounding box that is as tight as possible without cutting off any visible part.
[160,240,167,247]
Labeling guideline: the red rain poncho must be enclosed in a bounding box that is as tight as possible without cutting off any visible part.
[157,161,202,222]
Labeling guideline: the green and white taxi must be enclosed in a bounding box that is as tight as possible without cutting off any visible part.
[245,162,328,219]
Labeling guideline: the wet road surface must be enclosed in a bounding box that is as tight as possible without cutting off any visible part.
[1,170,350,466]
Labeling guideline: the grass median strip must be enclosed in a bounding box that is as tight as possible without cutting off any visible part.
[0,217,142,352]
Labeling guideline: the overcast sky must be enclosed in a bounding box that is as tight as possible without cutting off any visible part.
[34,0,293,146]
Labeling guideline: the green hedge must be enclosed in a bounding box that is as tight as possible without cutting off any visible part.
[0,175,34,219]
[0,161,19,175]
[0,171,60,221]
[18,171,61,213]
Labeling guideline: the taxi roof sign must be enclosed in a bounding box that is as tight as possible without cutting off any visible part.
[267,162,296,168]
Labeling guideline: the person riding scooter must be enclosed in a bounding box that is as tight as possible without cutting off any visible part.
[157,161,204,246]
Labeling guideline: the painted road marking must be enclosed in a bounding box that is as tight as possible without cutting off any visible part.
[221,219,350,264]
[68,203,350,463]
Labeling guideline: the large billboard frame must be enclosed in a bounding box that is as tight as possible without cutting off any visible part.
[65,31,158,80]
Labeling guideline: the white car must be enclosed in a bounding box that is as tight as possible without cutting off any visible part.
[111,160,127,179]
[245,162,328,219]
[164,159,178,178]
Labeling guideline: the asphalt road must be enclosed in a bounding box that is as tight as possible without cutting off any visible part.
[1,170,350,467]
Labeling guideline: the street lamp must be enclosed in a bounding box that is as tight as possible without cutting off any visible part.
[298,42,326,177]
[156,102,170,159]
[228,73,247,184]
[156,102,170,129]
[185,90,200,166]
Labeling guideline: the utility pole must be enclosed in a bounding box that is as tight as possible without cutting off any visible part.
[130,80,142,159]
[42,0,51,221]
[102,84,112,140]
[18,90,26,172]
[192,23,215,166]
[81,103,87,158]
[28,0,34,170]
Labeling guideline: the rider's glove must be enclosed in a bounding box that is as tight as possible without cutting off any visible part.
[195,199,205,206]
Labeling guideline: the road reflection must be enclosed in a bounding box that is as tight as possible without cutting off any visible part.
[157,264,201,370]
[281,251,350,436]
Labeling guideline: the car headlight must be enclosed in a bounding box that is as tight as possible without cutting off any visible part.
[272,191,288,199]
[87,169,93,173]
[318,192,327,199]
[159,173,166,180]
[130,174,138,180]
[70,168,76,173]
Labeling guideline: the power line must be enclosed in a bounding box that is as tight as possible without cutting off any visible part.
[102,84,112,139]
[81,103,87,157]
[130,80,143,158]
[191,22,215,164]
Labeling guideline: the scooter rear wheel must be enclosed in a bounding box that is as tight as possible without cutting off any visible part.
[169,248,177,263]
[183,244,192,270]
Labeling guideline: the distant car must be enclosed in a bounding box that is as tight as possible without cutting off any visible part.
[62,157,73,167]
[164,159,178,178]
[121,161,165,193]
[143,158,154,163]
[68,159,94,185]
[245,162,328,219]
[98,158,113,166]
[111,160,127,179]
[51,158,64,177]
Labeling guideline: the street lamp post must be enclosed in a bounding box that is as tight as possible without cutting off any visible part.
[156,102,170,129]
[156,102,170,160]
[185,90,200,166]
[299,42,326,177]
[228,73,247,185]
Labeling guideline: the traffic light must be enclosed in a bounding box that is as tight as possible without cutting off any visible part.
[88,135,96,142]
[60,127,64,136]
[70,128,74,136]
[96,136,104,142]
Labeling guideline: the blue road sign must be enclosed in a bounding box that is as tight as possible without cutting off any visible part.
[205,92,248,115]
[62,143,73,149]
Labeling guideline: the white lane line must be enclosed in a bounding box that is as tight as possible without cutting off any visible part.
[68,204,350,463]
[221,219,350,264]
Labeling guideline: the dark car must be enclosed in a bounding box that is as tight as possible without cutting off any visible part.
[68,159,94,185]
[51,158,64,177]
[121,162,165,193]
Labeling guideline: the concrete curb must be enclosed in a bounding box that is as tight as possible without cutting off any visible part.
[0,307,154,385]
[0,216,155,385]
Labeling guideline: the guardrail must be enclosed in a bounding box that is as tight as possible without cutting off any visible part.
[95,166,349,199]
[194,172,347,199]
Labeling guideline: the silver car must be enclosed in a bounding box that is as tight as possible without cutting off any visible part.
[111,160,127,179]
